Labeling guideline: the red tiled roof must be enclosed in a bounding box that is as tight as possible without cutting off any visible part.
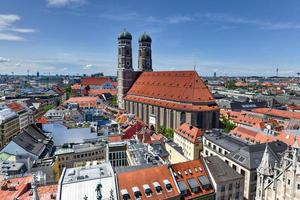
[71,83,81,90]
[36,116,48,124]
[19,184,57,200]
[122,120,144,139]
[126,71,215,103]
[7,102,25,112]
[117,165,180,200]
[171,159,214,199]
[108,135,123,143]
[125,95,219,112]
[223,110,266,128]
[230,126,275,144]
[175,123,203,143]
[66,97,99,108]
[81,77,112,86]
[0,176,32,200]
[88,89,117,96]
[252,108,300,120]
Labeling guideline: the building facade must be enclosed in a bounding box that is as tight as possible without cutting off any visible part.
[117,30,220,130]
[256,140,300,200]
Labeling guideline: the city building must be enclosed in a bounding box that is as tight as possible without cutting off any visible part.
[108,136,128,167]
[204,156,244,200]
[255,140,300,200]
[0,105,20,148]
[165,140,189,164]
[57,162,117,200]
[202,129,288,200]
[117,30,219,130]
[0,175,32,200]
[116,165,181,200]
[55,141,107,171]
[66,97,101,109]
[7,102,31,131]
[173,123,203,160]
[170,159,215,200]
[1,124,53,160]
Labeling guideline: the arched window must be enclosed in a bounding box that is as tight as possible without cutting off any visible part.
[180,112,186,124]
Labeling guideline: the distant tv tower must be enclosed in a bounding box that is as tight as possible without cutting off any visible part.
[276,67,279,77]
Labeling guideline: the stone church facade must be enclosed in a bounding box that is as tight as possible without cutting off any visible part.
[117,30,219,130]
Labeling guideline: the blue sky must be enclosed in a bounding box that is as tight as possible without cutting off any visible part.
[0,0,300,76]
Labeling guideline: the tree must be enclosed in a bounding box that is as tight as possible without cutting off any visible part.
[221,116,237,133]
[225,80,236,90]
[157,126,174,139]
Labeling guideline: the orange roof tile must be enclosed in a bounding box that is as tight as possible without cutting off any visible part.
[36,116,48,124]
[19,184,58,200]
[66,97,99,108]
[127,71,215,103]
[81,77,112,86]
[71,83,81,90]
[175,123,203,143]
[88,89,117,96]
[117,165,180,200]
[124,95,219,112]
[252,108,300,120]
[108,135,123,143]
[0,176,32,200]
[7,102,25,112]
[171,159,214,199]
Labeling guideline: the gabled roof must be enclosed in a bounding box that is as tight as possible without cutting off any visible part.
[171,159,214,199]
[7,102,25,113]
[0,176,32,200]
[226,141,287,170]
[252,108,300,120]
[126,71,215,103]
[175,123,203,143]
[81,77,112,86]
[117,165,180,200]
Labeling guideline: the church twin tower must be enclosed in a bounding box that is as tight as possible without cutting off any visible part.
[117,30,153,109]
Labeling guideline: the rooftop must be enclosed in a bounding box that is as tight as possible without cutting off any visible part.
[252,108,300,120]
[0,176,32,200]
[81,77,112,86]
[171,159,214,199]
[55,142,106,156]
[204,156,244,183]
[58,163,117,200]
[175,123,203,143]
[117,165,180,200]
[18,184,58,200]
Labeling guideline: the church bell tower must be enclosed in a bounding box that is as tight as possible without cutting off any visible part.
[138,32,152,72]
[117,30,134,109]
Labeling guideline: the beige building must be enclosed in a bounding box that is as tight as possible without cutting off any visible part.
[256,140,300,200]
[173,123,203,160]
[55,142,107,172]
[165,140,188,164]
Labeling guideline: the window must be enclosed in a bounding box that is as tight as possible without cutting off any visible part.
[225,160,229,165]
[236,182,240,189]
[241,169,245,176]
[288,179,291,185]
[218,148,222,154]
[232,164,237,171]
[221,185,225,192]
[235,192,240,199]
[220,195,225,200]
[298,184,300,190]
[213,145,216,150]
[229,183,233,191]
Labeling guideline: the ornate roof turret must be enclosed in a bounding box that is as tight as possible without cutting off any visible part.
[118,29,132,40]
[257,143,274,176]
[138,32,152,43]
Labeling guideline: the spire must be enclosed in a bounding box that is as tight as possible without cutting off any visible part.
[292,136,300,149]
[257,143,274,176]
[32,174,39,200]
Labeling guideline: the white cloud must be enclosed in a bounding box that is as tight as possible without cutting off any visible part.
[47,0,86,8]
[83,64,93,69]
[167,16,194,24]
[0,14,36,41]
[0,57,9,63]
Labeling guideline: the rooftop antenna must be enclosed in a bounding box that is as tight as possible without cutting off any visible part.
[276,67,279,77]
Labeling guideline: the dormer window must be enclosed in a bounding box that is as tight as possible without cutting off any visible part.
[163,179,172,192]
[143,184,152,197]
[121,189,130,200]
[153,182,162,194]
[132,186,142,199]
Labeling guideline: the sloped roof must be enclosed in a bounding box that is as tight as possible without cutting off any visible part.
[0,176,32,200]
[117,165,180,200]
[18,184,58,200]
[7,102,25,113]
[226,141,287,170]
[252,108,300,120]
[175,123,203,143]
[126,71,215,103]
[81,77,112,86]
[88,89,117,96]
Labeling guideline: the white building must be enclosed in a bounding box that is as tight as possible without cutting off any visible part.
[256,139,300,200]
[57,162,117,200]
